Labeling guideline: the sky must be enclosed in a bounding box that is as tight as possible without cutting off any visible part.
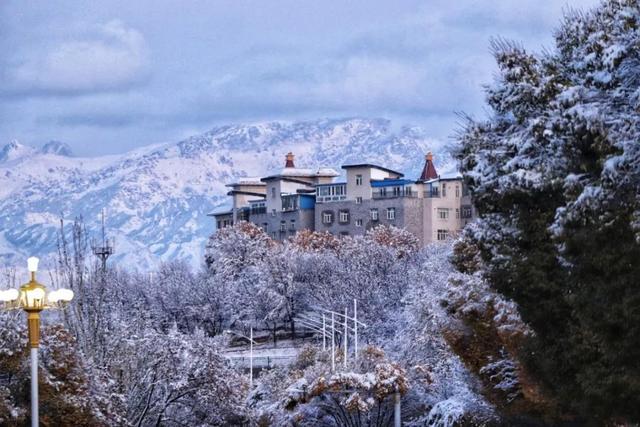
[0,0,601,156]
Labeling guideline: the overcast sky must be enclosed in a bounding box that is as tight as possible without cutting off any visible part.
[0,0,600,156]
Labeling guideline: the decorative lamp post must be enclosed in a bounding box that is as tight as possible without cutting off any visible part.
[0,257,74,427]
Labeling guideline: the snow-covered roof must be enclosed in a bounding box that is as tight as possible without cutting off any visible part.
[439,172,463,180]
[226,177,266,187]
[341,163,404,177]
[278,167,339,177]
[208,209,233,217]
[419,172,463,184]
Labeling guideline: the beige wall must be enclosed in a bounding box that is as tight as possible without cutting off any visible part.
[345,167,402,201]
[422,178,467,243]
[346,167,373,201]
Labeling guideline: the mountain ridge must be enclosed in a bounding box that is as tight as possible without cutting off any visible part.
[0,118,455,270]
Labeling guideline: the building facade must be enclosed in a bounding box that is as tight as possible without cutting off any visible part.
[211,152,475,244]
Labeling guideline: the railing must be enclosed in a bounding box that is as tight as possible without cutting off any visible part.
[423,191,440,198]
[225,355,295,369]
[372,191,417,199]
[316,195,347,203]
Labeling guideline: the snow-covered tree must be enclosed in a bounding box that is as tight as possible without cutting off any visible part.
[456,0,640,422]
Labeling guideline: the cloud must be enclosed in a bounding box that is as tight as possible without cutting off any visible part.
[0,0,603,155]
[2,20,149,97]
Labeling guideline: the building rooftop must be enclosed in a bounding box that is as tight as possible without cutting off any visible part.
[226,177,266,187]
[418,152,438,181]
[341,163,404,177]
[208,209,233,217]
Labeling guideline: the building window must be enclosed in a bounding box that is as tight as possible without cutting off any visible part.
[456,208,460,219]
[356,196,363,204]
[355,219,363,227]
[339,210,350,223]
[437,229,449,241]
[271,209,276,217]
[387,207,396,220]
[442,183,447,197]
[340,231,349,236]
[322,212,334,224]
[461,205,473,219]
[455,185,460,197]
[370,208,379,221]
[438,208,449,219]
[290,220,296,230]
[280,221,286,232]
[271,232,277,239]
[356,174,363,186]
[263,223,268,231]
[271,187,276,199]
[217,221,221,229]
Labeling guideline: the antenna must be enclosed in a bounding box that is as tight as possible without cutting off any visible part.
[91,209,115,271]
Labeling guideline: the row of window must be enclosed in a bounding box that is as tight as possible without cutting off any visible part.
[321,207,396,225]
[436,206,473,220]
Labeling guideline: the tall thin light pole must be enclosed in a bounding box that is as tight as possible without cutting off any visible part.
[354,299,358,361]
[331,312,335,372]
[249,327,254,388]
[29,313,39,427]
[322,314,326,351]
[0,258,74,427]
[343,307,348,368]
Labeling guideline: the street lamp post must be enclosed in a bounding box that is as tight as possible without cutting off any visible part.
[225,327,256,388]
[0,257,74,427]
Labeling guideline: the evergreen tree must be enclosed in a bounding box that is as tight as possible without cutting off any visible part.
[455,0,640,423]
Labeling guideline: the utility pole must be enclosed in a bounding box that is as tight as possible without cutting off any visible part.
[249,327,253,388]
[91,209,114,272]
[343,307,348,368]
[354,299,358,361]
[331,312,335,372]
[322,313,326,351]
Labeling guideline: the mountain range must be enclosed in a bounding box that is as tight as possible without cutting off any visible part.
[0,118,455,271]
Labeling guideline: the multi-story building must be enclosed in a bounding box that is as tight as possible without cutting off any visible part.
[211,152,475,244]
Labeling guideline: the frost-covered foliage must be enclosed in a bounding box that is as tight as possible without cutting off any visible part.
[7,217,252,426]
[205,224,418,343]
[0,311,121,426]
[251,345,408,426]
[457,0,640,422]
[392,244,499,426]
[206,223,547,423]
[115,325,248,426]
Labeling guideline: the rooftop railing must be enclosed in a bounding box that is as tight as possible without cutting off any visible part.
[372,190,417,199]
[316,195,347,203]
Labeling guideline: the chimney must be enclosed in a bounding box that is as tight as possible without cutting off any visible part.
[419,151,438,181]
[285,152,295,168]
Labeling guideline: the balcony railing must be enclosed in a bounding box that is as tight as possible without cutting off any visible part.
[316,195,347,203]
[424,190,440,198]
[372,190,417,199]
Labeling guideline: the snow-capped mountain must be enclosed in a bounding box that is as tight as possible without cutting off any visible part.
[0,118,455,270]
